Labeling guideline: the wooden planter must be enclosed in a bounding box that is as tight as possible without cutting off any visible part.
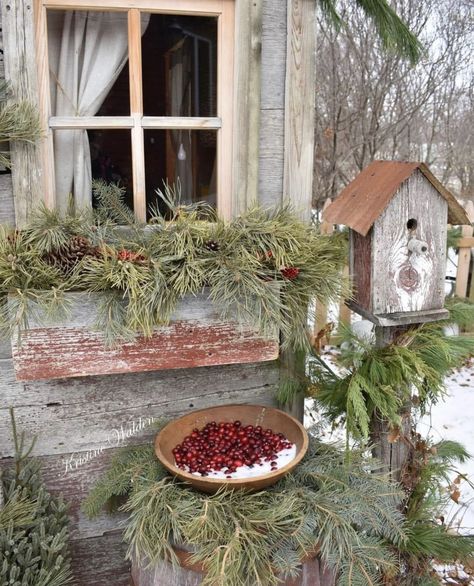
[131,546,335,586]
[10,292,279,381]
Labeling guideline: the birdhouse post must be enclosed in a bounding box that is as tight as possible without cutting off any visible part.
[324,160,470,477]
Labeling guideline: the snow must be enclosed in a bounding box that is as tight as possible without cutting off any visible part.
[184,444,298,479]
[418,359,474,535]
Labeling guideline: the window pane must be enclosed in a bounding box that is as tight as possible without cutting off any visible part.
[47,10,130,117]
[52,129,133,210]
[144,129,217,210]
[142,14,217,117]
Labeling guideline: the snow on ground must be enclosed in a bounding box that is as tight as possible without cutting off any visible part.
[418,360,474,535]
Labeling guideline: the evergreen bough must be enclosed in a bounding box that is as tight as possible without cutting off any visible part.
[0,182,347,351]
[84,435,406,586]
[0,410,72,586]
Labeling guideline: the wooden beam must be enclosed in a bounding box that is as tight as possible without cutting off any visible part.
[42,0,224,15]
[216,0,235,221]
[2,0,44,225]
[34,0,56,210]
[283,0,316,223]
[458,236,474,248]
[232,0,262,217]
[49,116,134,129]
[455,201,474,298]
[142,117,222,129]
[128,8,146,222]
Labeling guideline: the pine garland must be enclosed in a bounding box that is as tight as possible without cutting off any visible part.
[84,434,405,586]
[0,410,72,586]
[0,182,347,350]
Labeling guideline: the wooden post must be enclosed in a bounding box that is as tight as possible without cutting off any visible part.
[370,325,412,481]
[455,201,474,298]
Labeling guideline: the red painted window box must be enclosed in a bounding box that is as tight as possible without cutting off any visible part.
[10,292,279,381]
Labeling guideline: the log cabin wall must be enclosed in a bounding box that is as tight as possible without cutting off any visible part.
[0,1,320,584]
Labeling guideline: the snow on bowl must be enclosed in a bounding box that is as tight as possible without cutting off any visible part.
[154,404,309,493]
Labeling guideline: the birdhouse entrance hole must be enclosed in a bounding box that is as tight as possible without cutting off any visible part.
[406,218,417,230]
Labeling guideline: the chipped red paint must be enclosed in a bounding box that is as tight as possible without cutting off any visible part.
[11,321,279,381]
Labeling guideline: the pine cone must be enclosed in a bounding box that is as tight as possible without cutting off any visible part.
[204,240,220,252]
[44,236,100,275]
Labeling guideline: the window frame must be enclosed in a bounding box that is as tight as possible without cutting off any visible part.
[33,0,235,220]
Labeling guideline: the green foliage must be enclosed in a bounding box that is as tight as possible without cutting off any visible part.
[0,183,347,351]
[394,438,474,583]
[318,0,423,64]
[84,434,405,586]
[0,410,72,586]
[0,81,42,169]
[310,317,474,439]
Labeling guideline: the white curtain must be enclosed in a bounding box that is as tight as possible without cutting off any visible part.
[49,12,148,212]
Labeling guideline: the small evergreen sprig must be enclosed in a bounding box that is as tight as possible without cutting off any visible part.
[309,311,474,440]
[0,81,43,169]
[0,409,72,586]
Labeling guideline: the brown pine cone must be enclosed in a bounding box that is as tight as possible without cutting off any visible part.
[44,235,100,274]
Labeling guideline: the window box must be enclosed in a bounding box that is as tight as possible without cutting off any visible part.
[10,291,279,381]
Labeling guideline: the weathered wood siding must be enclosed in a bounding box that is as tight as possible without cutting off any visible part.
[372,170,448,315]
[0,2,308,585]
[258,0,287,207]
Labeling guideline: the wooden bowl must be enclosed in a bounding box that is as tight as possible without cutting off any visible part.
[155,404,308,493]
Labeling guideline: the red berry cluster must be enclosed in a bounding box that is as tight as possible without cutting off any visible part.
[117,249,147,264]
[172,420,293,478]
[280,266,300,280]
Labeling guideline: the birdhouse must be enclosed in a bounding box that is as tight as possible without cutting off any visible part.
[324,161,470,326]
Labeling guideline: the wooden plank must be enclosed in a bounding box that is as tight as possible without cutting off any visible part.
[0,174,15,225]
[352,229,372,312]
[258,109,284,207]
[34,0,56,210]
[372,171,447,315]
[347,301,449,327]
[261,0,287,111]
[128,9,146,222]
[283,0,317,222]
[232,0,262,216]
[2,0,44,225]
[142,117,222,129]
[70,532,130,586]
[49,116,134,129]
[217,0,234,220]
[458,236,474,248]
[455,202,474,298]
[0,357,279,456]
[42,0,224,14]
[12,322,279,381]
[132,551,334,586]
[10,292,279,381]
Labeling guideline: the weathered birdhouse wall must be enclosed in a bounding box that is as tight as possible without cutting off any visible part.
[0,1,317,585]
[371,170,448,315]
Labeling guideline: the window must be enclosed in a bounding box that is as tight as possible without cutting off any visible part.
[35,0,234,220]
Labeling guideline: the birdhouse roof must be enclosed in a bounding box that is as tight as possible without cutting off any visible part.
[323,160,470,236]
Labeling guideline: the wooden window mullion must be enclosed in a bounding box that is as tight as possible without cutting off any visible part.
[128,8,146,221]
[217,0,234,220]
[34,0,56,210]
